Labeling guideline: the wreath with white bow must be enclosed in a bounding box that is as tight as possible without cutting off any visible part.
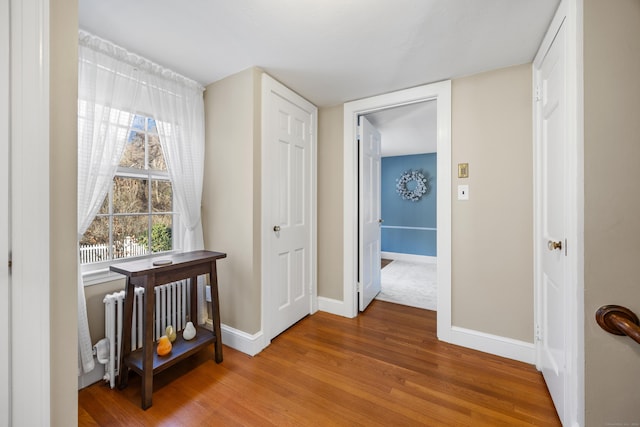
[396,169,431,202]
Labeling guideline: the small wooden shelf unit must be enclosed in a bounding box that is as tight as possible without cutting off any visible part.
[110,250,227,409]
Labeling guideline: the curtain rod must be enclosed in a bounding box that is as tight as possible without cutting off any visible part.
[78,29,205,92]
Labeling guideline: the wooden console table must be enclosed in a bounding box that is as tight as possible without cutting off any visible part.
[110,250,227,409]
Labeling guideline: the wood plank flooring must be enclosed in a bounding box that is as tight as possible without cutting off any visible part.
[78,301,560,426]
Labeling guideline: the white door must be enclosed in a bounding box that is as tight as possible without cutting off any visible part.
[537,19,568,424]
[0,0,10,422]
[263,75,317,340]
[358,116,381,311]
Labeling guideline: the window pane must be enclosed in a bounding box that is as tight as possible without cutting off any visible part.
[80,216,109,264]
[110,109,133,127]
[113,215,148,260]
[104,123,129,150]
[120,130,145,169]
[147,118,157,133]
[152,180,172,212]
[98,194,109,214]
[79,113,180,265]
[148,133,166,171]
[117,110,133,127]
[151,215,173,253]
[113,177,148,214]
[132,115,145,130]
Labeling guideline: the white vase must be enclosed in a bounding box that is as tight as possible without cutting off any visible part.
[183,321,196,341]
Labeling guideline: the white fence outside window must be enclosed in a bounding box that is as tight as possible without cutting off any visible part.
[80,236,147,264]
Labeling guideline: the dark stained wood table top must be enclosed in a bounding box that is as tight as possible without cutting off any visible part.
[109,250,227,277]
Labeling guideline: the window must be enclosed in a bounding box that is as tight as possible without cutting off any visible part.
[80,115,176,265]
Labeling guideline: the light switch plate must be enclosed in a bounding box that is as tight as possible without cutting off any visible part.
[457,185,469,200]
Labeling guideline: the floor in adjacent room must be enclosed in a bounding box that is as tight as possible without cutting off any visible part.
[376,259,437,310]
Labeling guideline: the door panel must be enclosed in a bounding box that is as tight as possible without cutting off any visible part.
[0,0,10,421]
[264,76,316,340]
[538,20,567,423]
[359,116,381,311]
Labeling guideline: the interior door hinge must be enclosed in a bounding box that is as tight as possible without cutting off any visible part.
[535,86,542,102]
[535,324,542,342]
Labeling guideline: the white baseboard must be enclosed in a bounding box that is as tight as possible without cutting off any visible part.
[445,326,535,364]
[205,319,266,357]
[318,296,354,318]
[316,295,533,364]
[381,252,436,264]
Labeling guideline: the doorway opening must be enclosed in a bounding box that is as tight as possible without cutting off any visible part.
[343,81,453,341]
[363,101,438,311]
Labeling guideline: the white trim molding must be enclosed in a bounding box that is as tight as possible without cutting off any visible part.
[381,252,436,264]
[221,324,265,357]
[342,81,452,334]
[10,0,51,424]
[381,225,436,231]
[317,296,351,318]
[205,320,267,357]
[0,0,9,421]
[450,327,535,364]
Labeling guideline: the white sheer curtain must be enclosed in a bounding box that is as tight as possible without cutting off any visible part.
[77,31,143,373]
[77,31,207,373]
[146,74,207,324]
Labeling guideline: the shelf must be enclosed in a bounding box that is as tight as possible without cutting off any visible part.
[125,326,215,376]
[111,251,225,409]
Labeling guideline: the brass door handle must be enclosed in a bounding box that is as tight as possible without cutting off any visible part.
[273,225,281,232]
[547,240,562,251]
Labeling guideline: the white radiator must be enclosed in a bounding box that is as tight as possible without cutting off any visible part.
[101,280,190,388]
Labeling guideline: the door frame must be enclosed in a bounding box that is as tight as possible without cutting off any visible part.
[533,0,584,425]
[0,0,10,422]
[261,73,318,344]
[342,81,453,341]
[8,0,52,424]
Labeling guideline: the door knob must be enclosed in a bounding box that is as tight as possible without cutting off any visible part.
[378,219,383,224]
[547,240,562,251]
[273,225,281,232]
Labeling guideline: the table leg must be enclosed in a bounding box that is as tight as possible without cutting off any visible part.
[117,279,134,389]
[210,261,223,363]
[141,278,155,409]
[190,276,198,325]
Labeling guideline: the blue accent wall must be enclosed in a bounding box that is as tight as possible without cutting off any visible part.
[381,153,437,256]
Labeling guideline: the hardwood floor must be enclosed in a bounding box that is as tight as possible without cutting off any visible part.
[78,301,560,426]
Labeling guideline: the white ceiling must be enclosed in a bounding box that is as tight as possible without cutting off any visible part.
[78,0,559,108]
[365,101,437,157]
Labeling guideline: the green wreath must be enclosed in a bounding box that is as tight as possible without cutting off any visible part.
[396,170,431,202]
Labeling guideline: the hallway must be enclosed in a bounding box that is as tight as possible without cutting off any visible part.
[79,300,560,426]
